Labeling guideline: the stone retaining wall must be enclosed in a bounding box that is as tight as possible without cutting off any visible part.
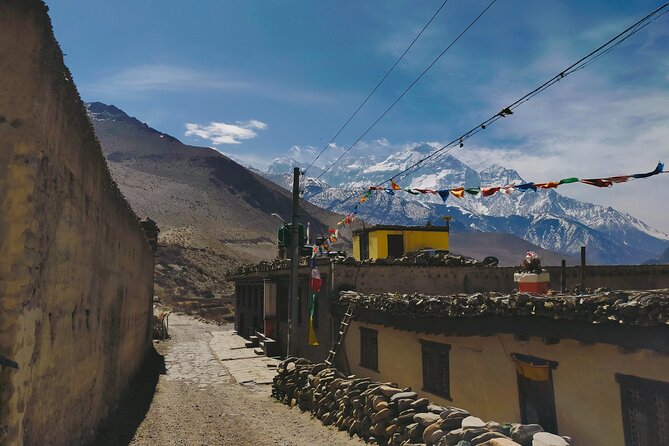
[272,358,572,446]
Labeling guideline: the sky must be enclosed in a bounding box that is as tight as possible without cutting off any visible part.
[45,0,669,231]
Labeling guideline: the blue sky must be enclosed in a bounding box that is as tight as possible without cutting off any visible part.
[45,1,669,231]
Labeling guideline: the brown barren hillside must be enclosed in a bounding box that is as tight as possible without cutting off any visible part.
[87,102,340,317]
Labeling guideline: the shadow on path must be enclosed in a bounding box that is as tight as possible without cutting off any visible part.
[90,347,166,446]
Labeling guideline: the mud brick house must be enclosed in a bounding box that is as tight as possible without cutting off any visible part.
[228,256,669,358]
[352,224,450,260]
[339,289,669,446]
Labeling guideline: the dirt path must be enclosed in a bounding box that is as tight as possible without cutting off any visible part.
[93,314,363,446]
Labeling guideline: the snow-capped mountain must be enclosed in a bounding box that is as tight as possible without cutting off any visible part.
[263,144,669,264]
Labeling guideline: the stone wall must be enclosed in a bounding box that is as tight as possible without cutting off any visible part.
[0,2,154,445]
[334,264,669,295]
[272,358,572,446]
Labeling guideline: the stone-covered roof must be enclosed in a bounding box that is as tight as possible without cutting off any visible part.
[353,224,449,235]
[227,252,492,276]
[339,289,669,327]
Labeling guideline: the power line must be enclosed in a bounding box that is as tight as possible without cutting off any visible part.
[328,1,669,213]
[302,0,450,176]
[314,0,499,182]
[387,1,669,185]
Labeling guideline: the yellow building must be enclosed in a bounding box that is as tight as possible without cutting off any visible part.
[340,290,669,446]
[352,224,449,260]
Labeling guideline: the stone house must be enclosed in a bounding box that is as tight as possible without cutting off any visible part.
[339,289,669,446]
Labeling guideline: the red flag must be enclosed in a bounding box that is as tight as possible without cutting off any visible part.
[310,268,323,292]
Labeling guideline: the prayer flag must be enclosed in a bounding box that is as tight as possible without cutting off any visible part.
[558,177,579,185]
[580,178,613,188]
[310,267,322,292]
[437,190,449,202]
[384,189,395,195]
[450,188,465,198]
[632,162,664,178]
[516,182,537,192]
[391,180,402,190]
[481,187,500,197]
[465,187,480,195]
[603,175,630,184]
[307,293,319,346]
[501,186,514,195]
[405,188,420,195]
[535,182,559,189]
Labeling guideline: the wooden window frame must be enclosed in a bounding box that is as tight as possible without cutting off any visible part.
[421,339,451,400]
[617,373,669,446]
[360,327,379,372]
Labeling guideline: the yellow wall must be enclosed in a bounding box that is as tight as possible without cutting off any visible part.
[353,229,449,260]
[344,321,669,446]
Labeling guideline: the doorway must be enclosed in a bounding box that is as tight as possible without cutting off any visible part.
[387,234,404,258]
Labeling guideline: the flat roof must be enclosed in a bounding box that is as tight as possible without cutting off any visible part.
[340,289,669,327]
[353,224,449,235]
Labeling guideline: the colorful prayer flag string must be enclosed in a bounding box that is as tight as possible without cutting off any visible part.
[309,162,664,258]
[363,161,663,202]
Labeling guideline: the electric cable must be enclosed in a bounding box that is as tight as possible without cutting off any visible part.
[302,0,451,176]
[314,0,499,182]
[388,1,669,185]
[324,1,669,213]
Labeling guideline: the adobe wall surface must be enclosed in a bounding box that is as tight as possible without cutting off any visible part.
[0,2,154,445]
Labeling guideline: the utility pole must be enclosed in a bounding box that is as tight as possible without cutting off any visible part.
[287,167,300,356]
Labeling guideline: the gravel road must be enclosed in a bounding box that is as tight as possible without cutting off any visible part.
[92,314,362,446]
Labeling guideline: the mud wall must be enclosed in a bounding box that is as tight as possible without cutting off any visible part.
[0,2,154,445]
[334,264,669,295]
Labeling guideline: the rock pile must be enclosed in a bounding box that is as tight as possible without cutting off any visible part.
[272,358,571,446]
[339,288,669,326]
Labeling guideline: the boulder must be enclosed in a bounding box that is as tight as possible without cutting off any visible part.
[423,422,442,444]
[510,424,543,445]
[390,391,419,402]
[478,440,523,446]
[414,412,442,427]
[379,385,403,397]
[471,431,511,445]
[532,432,569,446]
[462,416,487,429]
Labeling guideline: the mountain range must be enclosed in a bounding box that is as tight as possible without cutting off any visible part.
[86,102,339,302]
[262,143,669,264]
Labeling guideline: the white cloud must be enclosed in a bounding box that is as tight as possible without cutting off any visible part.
[85,64,249,93]
[185,120,268,145]
[288,145,317,160]
[82,64,340,105]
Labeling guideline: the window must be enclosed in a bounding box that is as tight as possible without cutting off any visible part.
[360,327,378,371]
[359,232,369,260]
[617,374,669,446]
[421,340,451,399]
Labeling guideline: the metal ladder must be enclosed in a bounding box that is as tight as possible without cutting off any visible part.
[325,303,355,367]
